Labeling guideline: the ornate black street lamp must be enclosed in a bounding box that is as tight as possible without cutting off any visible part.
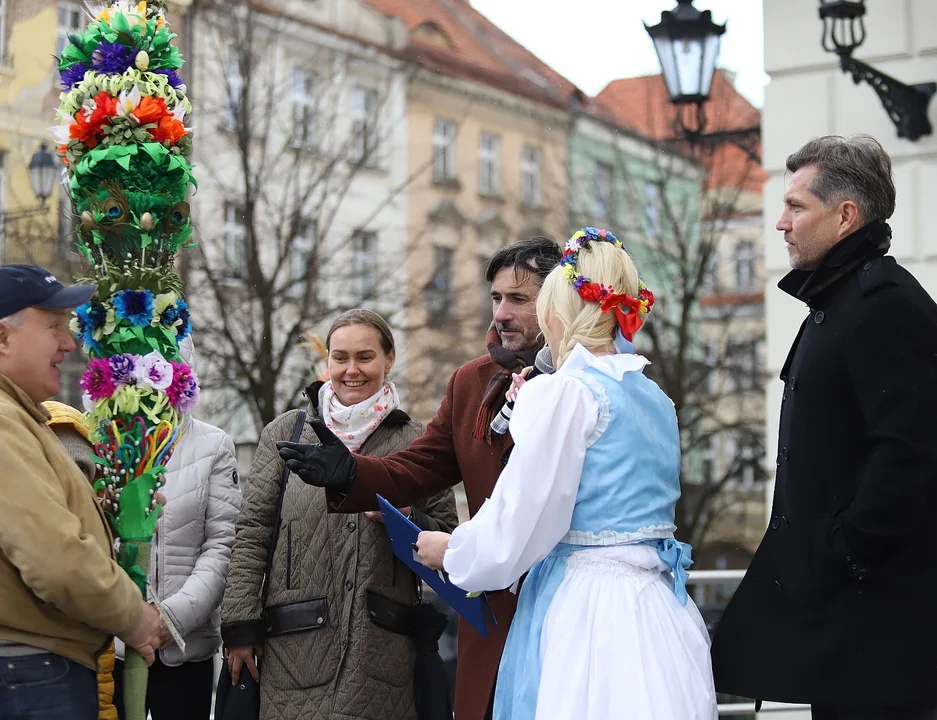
[645,0,726,144]
[27,143,57,206]
[819,0,935,141]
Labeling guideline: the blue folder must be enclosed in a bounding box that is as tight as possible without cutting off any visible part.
[376,494,495,637]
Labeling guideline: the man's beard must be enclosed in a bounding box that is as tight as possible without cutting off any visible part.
[497,324,538,352]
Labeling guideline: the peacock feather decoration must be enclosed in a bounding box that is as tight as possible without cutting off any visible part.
[53,3,197,716]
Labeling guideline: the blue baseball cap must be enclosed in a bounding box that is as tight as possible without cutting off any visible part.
[0,264,97,318]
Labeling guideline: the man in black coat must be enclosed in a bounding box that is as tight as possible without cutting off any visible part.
[711,134,937,719]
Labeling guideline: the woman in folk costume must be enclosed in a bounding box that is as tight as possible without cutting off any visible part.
[417,227,718,720]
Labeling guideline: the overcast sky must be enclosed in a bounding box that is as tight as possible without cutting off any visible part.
[469,0,769,108]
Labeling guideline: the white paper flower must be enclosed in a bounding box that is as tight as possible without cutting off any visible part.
[134,351,173,391]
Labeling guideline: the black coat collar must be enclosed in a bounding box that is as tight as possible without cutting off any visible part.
[778,220,892,304]
[304,380,411,428]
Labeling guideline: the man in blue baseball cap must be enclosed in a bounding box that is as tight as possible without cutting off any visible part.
[0,263,163,718]
[0,264,96,403]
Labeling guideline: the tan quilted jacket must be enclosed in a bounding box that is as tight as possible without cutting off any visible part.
[221,391,458,720]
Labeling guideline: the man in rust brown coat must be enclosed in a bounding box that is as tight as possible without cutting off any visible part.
[279,236,562,720]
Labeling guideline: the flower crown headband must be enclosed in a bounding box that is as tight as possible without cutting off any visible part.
[560,227,655,342]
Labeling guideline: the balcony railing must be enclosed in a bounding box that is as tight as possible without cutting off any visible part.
[688,569,810,718]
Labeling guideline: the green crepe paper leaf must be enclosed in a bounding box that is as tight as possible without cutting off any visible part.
[140,233,152,248]
[145,334,160,352]
[116,154,132,171]
[112,467,165,539]
[110,11,131,36]
[117,540,150,595]
[130,325,145,342]
[140,142,167,164]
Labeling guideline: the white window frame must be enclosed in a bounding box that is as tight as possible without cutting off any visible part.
[291,69,317,149]
[644,181,661,236]
[734,240,756,291]
[433,119,456,182]
[478,132,500,196]
[521,145,542,207]
[223,202,247,278]
[56,1,83,59]
[288,220,316,295]
[593,162,612,219]
[700,434,717,485]
[224,49,244,129]
[703,251,720,294]
[352,230,377,303]
[428,245,454,317]
[351,87,378,165]
[0,0,7,63]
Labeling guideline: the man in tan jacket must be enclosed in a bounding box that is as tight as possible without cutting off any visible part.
[0,264,161,720]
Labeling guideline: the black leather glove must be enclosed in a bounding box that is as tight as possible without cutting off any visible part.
[277,418,357,493]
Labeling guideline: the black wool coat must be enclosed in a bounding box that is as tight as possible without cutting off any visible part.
[711,221,937,708]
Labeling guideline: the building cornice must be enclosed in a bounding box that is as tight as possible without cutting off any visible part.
[410,65,571,130]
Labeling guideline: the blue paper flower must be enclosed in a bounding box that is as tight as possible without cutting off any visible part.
[160,298,191,340]
[92,41,135,74]
[155,68,184,89]
[61,62,89,90]
[114,290,155,327]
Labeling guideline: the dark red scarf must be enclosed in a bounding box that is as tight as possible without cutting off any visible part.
[473,325,539,443]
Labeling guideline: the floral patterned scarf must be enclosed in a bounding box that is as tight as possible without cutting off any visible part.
[318,381,400,452]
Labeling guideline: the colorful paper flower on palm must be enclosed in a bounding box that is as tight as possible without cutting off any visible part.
[560,227,655,341]
[55,4,198,717]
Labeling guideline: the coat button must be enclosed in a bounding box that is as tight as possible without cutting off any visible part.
[814,310,825,324]
[863,261,872,270]
[771,515,780,530]
[346,521,356,532]
[345,580,354,591]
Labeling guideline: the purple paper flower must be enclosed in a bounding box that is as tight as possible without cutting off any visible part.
[167,361,199,413]
[573,276,588,290]
[133,352,173,391]
[80,358,117,401]
[61,62,89,90]
[108,354,138,385]
[92,41,135,74]
[155,68,184,89]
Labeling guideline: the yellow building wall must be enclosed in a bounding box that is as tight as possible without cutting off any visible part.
[401,75,570,421]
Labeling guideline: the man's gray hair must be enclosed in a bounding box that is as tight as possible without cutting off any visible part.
[0,310,24,327]
[786,134,896,224]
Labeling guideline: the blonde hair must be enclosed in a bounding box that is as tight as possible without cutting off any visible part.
[536,242,640,369]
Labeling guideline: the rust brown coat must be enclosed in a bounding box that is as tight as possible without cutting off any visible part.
[221,390,458,720]
[330,355,519,720]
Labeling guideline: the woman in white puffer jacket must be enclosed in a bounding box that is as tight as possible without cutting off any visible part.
[114,336,241,720]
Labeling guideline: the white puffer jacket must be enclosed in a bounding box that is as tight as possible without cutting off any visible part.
[116,341,241,666]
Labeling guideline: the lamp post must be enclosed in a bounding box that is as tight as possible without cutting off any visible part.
[27,143,57,206]
[819,0,935,141]
[644,0,726,145]
[0,143,62,264]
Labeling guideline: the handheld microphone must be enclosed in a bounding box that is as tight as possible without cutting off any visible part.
[490,346,554,436]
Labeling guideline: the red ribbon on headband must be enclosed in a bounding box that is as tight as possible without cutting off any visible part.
[600,292,644,341]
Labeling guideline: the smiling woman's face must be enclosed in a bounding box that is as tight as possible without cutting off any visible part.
[327,323,394,405]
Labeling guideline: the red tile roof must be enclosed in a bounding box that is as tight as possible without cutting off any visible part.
[365,0,582,109]
[594,70,766,192]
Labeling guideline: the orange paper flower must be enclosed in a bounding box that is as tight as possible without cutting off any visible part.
[133,96,169,125]
[151,116,186,145]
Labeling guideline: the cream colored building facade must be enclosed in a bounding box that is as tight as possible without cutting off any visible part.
[762,0,937,513]
[755,4,937,716]
[400,71,570,421]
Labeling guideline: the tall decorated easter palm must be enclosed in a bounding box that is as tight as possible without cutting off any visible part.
[53,3,197,717]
